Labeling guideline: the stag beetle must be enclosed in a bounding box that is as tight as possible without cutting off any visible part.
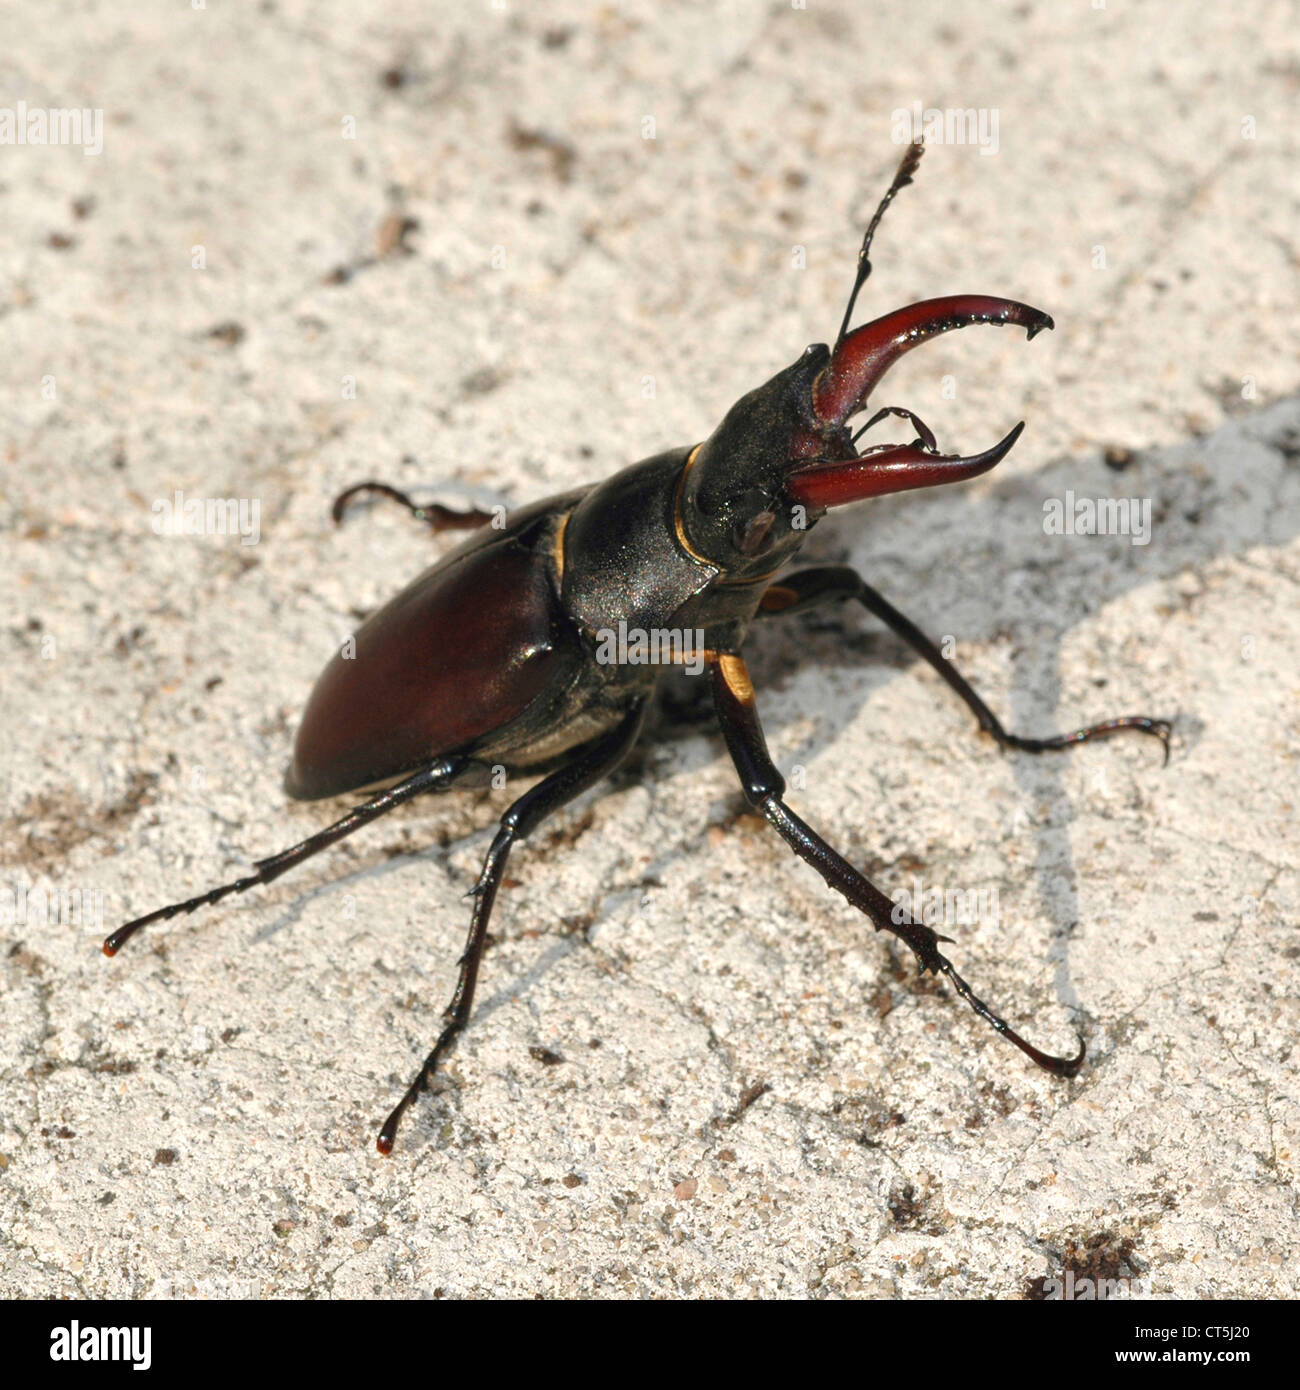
[107,146,1169,1152]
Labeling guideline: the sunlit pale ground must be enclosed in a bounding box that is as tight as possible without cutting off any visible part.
[1,0,1296,1298]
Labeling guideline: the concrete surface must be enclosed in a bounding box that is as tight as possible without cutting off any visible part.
[1,0,1297,1299]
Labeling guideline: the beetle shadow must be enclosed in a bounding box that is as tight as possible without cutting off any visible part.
[652,396,1299,1039]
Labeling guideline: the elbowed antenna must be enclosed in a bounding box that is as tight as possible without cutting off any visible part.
[836,141,926,347]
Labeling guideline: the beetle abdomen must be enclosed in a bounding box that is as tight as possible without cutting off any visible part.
[286,525,574,800]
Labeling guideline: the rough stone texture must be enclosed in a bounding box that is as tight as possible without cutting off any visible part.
[1,1,1296,1299]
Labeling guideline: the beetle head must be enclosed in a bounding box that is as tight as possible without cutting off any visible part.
[678,343,831,576]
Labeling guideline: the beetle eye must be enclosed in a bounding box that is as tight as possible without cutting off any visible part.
[736,509,776,556]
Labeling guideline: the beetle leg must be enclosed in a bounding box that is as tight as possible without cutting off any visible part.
[377,700,648,1155]
[708,651,1087,1077]
[331,480,493,532]
[757,567,1172,763]
[103,756,472,956]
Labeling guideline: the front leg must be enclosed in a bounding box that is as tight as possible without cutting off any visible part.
[758,565,1171,762]
[708,652,1084,1076]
